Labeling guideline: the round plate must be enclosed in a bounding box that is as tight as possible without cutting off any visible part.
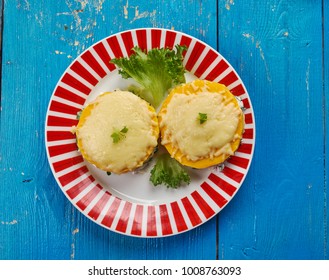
[45,28,255,237]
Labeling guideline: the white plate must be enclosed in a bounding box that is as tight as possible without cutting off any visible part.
[45,28,255,237]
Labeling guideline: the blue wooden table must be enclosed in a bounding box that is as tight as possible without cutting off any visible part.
[0,0,328,260]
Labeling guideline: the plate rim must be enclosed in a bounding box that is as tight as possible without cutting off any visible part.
[44,27,256,238]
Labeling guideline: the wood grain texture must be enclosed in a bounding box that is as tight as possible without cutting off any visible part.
[0,0,328,260]
[217,0,327,259]
[324,0,329,260]
[0,0,218,260]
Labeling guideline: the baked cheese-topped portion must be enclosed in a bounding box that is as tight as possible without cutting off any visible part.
[75,91,159,174]
[158,79,244,169]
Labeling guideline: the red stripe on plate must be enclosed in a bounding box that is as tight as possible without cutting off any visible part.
[164,30,177,49]
[194,49,218,78]
[61,73,91,95]
[76,184,102,211]
[131,205,143,236]
[54,86,86,105]
[241,97,251,109]
[244,112,253,124]
[191,191,215,219]
[147,206,157,236]
[151,29,162,49]
[218,71,238,87]
[237,143,253,155]
[181,197,202,227]
[230,83,245,96]
[106,36,124,58]
[204,59,229,81]
[243,128,254,139]
[115,202,133,233]
[88,191,112,220]
[201,182,228,208]
[185,41,205,72]
[120,31,135,56]
[49,100,80,115]
[227,155,250,169]
[47,131,75,142]
[53,155,84,173]
[93,42,116,72]
[136,29,147,51]
[179,35,192,50]
[101,197,121,228]
[81,50,107,78]
[208,173,237,196]
[48,142,77,157]
[159,204,173,236]
[47,115,78,127]
[66,175,95,199]
[58,165,89,187]
[70,61,99,86]
[170,201,188,232]
[222,166,244,183]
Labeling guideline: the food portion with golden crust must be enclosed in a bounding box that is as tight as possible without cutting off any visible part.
[75,91,159,174]
[158,79,244,169]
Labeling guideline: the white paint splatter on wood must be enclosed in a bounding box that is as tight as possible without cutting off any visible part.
[1,220,18,225]
[56,0,105,54]
[123,0,129,19]
[122,0,156,25]
[70,228,79,259]
[242,33,272,82]
[225,0,234,10]
[130,9,157,24]
[16,0,30,10]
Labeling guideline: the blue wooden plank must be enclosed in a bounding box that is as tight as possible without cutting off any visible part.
[0,0,218,260]
[0,1,73,260]
[324,0,329,260]
[0,0,2,58]
[216,1,326,259]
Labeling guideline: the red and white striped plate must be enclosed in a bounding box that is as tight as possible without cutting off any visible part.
[45,28,255,237]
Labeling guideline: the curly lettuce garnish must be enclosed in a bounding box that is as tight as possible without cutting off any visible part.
[150,153,190,189]
[111,45,187,108]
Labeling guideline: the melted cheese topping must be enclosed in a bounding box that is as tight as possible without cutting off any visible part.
[160,91,242,162]
[76,91,158,174]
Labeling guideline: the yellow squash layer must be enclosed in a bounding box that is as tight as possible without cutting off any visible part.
[158,79,244,169]
[76,91,159,174]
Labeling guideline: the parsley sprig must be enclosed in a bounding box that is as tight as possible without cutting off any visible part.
[197,113,208,124]
[111,126,128,143]
[76,108,84,120]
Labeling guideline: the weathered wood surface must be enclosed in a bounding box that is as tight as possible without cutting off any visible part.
[0,0,328,260]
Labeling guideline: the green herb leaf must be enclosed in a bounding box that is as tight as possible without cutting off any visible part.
[111,126,128,143]
[76,109,83,120]
[120,126,128,133]
[198,112,207,124]
[111,133,120,143]
[110,45,187,108]
[150,153,191,189]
